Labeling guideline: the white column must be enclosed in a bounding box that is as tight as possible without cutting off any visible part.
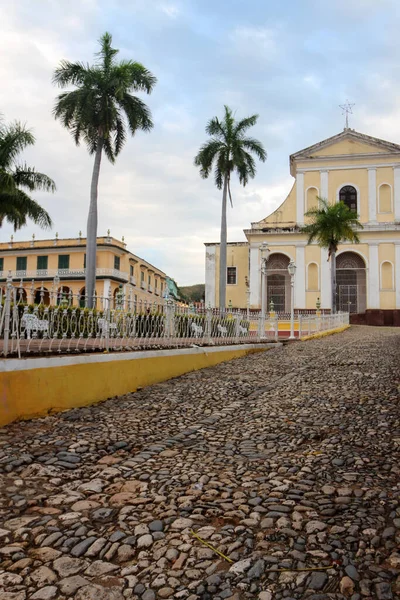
[320,171,328,200]
[320,247,331,310]
[395,244,400,308]
[368,168,377,223]
[368,244,379,309]
[205,245,216,307]
[295,246,305,308]
[394,167,400,221]
[296,172,305,225]
[103,279,111,297]
[249,244,261,308]
[103,279,112,310]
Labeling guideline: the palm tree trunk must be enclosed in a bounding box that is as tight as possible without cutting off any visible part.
[219,173,228,311]
[85,138,104,308]
[331,250,337,314]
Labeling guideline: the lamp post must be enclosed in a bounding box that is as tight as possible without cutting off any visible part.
[260,242,271,338]
[245,276,250,321]
[288,259,296,339]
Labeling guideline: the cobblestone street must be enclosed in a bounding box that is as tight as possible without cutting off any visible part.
[1,326,399,600]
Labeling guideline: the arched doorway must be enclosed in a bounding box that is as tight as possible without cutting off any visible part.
[78,287,97,308]
[336,252,366,313]
[57,286,72,307]
[34,288,50,305]
[266,254,291,313]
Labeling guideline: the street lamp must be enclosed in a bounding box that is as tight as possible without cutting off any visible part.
[245,276,250,321]
[260,242,271,338]
[288,259,296,339]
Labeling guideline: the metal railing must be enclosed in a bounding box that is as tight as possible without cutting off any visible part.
[0,268,129,281]
[0,274,349,357]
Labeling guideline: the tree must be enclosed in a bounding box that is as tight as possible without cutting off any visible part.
[53,32,156,307]
[0,117,55,230]
[302,197,363,313]
[194,105,266,310]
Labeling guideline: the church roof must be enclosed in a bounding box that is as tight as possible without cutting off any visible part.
[289,128,400,176]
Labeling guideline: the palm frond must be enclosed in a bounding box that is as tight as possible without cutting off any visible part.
[234,114,258,136]
[52,61,91,88]
[195,105,266,198]
[0,189,52,231]
[302,196,363,256]
[0,121,35,169]
[13,165,56,192]
[241,137,267,162]
[53,32,156,164]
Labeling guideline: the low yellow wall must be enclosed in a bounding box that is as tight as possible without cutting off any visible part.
[300,324,350,341]
[0,344,273,427]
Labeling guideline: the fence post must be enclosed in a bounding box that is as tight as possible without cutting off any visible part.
[298,314,302,338]
[3,272,13,357]
[205,306,212,344]
[235,312,241,343]
[274,315,279,341]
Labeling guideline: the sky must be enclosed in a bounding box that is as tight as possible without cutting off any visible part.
[2,0,400,285]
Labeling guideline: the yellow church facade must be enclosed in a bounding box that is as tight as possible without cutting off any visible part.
[205,128,400,322]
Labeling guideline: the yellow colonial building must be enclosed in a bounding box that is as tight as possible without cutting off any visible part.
[205,128,400,322]
[0,233,167,306]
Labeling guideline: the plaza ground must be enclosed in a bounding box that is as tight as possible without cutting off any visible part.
[0,326,399,599]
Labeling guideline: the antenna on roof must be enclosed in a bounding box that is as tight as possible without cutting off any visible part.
[339,100,355,130]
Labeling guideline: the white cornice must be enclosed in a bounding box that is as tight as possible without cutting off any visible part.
[297,162,400,173]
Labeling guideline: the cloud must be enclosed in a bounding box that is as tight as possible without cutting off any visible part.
[230,25,278,60]
[159,3,180,18]
[3,0,400,286]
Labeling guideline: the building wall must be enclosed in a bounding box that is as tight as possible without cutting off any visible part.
[0,237,167,307]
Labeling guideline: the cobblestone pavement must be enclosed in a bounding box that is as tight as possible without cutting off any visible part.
[1,326,399,600]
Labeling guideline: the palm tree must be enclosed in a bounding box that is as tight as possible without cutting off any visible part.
[53,32,156,307]
[194,105,266,310]
[302,197,363,313]
[0,117,55,230]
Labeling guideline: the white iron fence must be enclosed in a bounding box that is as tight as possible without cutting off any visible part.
[0,276,349,357]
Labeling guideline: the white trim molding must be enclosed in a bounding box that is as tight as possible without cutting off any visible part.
[205,245,216,307]
[394,167,400,221]
[368,244,379,309]
[368,168,377,223]
[395,245,400,308]
[320,171,328,200]
[336,182,361,216]
[336,248,369,268]
[320,247,331,310]
[298,161,400,173]
[378,182,393,214]
[305,186,319,212]
[226,266,237,286]
[380,260,394,291]
[306,261,320,291]
[296,172,305,225]
[249,244,261,307]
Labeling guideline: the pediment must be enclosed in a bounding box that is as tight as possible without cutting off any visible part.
[291,129,400,163]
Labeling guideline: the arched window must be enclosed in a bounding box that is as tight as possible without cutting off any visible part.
[307,263,319,291]
[339,185,357,212]
[381,261,393,290]
[378,184,392,213]
[306,187,319,212]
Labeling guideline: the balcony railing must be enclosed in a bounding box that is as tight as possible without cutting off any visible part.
[148,284,153,293]
[130,275,136,286]
[0,268,129,281]
[141,281,146,290]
